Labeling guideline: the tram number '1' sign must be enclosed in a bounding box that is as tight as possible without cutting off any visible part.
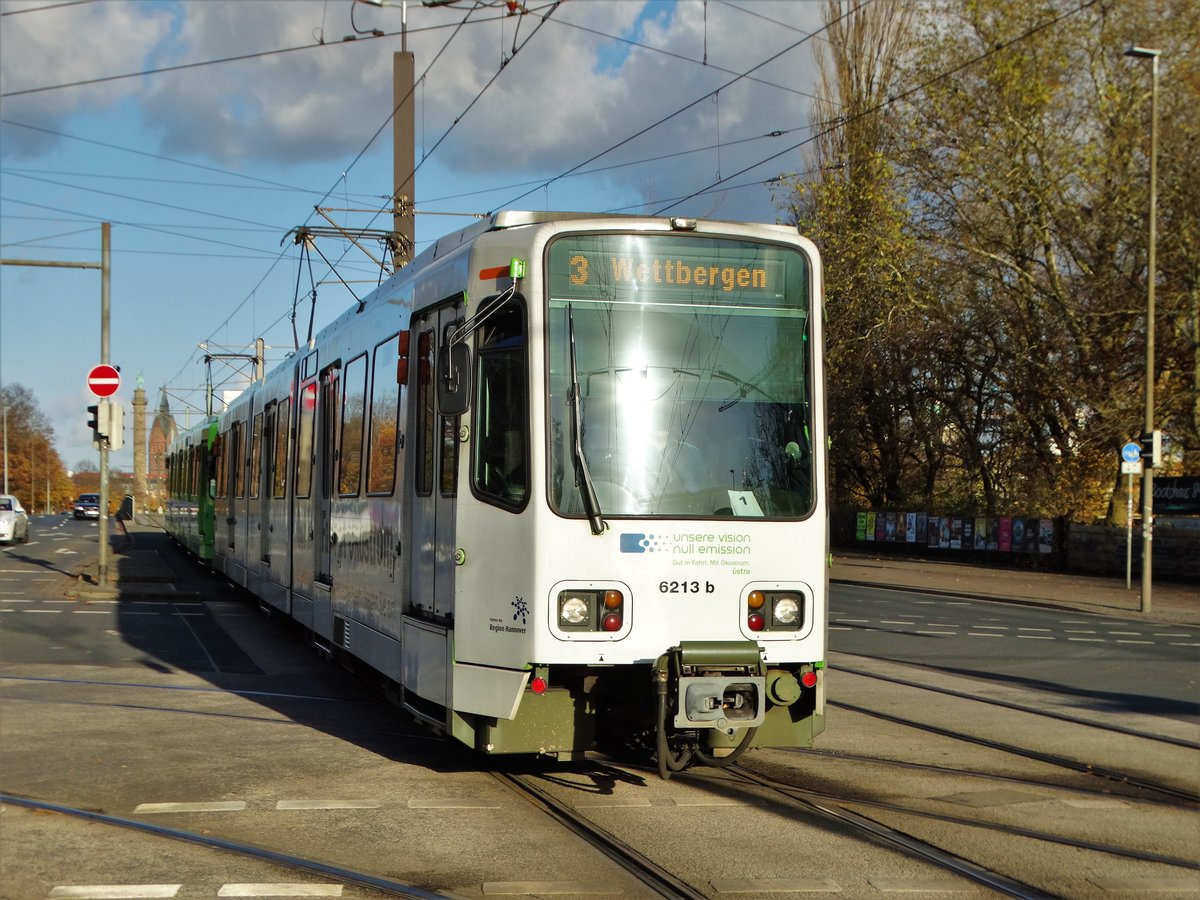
[87,364,120,397]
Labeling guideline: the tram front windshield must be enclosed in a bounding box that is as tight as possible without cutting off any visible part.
[547,233,815,520]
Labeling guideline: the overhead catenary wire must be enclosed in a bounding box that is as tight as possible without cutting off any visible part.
[653,0,1106,214]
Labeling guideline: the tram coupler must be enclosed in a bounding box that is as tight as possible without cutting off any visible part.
[656,642,767,731]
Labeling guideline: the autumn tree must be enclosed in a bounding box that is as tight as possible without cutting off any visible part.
[895,0,1200,517]
[776,0,929,509]
[0,383,74,512]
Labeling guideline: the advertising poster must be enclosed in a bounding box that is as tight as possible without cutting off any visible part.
[875,513,887,542]
[998,516,1012,551]
[974,516,987,550]
[960,517,972,549]
[1011,517,1025,551]
[1025,518,1039,552]
[950,517,963,550]
[939,516,951,549]
[987,518,999,551]
[885,511,897,541]
[906,512,917,542]
[856,511,867,541]
[916,512,928,543]
[865,511,876,541]
[929,516,941,548]
[1038,518,1053,554]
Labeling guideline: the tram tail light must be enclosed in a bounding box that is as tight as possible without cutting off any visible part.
[747,590,805,632]
[557,588,624,632]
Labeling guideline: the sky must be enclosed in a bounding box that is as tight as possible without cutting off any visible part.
[0,0,826,474]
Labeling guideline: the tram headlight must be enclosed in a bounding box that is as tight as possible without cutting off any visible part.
[773,595,801,626]
[560,595,591,626]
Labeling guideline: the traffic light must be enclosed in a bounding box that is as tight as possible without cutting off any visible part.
[108,403,124,451]
[1141,430,1162,467]
[87,403,102,442]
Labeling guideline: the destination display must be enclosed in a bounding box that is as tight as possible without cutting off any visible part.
[548,234,807,307]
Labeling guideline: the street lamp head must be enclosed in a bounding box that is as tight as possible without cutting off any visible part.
[1124,45,1162,59]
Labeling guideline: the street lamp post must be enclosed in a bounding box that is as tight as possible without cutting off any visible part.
[1125,45,1161,615]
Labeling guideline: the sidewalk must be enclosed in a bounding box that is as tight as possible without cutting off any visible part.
[832,551,1200,625]
[67,517,1199,625]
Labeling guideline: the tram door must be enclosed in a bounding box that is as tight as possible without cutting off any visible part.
[255,408,270,564]
[259,401,276,564]
[315,364,340,585]
[409,304,462,619]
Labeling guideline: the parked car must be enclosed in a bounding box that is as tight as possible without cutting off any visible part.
[0,494,30,543]
[73,493,101,520]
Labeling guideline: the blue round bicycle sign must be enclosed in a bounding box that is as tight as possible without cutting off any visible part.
[1121,442,1142,463]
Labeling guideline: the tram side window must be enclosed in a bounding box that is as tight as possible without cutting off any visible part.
[415,330,435,496]
[296,382,317,498]
[439,322,462,498]
[472,299,528,508]
[273,398,290,498]
[214,433,227,499]
[367,334,402,495]
[338,355,367,497]
[249,413,263,500]
[231,421,244,499]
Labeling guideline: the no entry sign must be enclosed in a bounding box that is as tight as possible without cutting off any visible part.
[87,364,120,397]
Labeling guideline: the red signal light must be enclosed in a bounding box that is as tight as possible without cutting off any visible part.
[747,613,764,631]
[801,671,818,688]
[530,676,547,694]
[601,613,622,632]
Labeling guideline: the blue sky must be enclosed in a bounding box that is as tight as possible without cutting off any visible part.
[1,0,824,472]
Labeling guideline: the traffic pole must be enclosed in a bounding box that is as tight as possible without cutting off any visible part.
[99,223,111,587]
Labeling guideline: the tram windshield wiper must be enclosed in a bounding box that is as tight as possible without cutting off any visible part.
[568,305,606,535]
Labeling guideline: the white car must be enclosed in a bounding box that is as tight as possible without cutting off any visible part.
[0,494,30,544]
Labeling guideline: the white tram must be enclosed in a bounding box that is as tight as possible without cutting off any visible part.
[167,211,827,776]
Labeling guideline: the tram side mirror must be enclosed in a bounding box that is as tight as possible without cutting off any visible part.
[396,330,410,385]
[438,342,473,416]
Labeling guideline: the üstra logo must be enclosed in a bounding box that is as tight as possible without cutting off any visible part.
[620,533,660,553]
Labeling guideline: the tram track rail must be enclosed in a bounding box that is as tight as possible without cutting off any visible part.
[830,696,1200,804]
[491,770,708,899]
[0,792,448,900]
[832,659,1200,752]
[788,746,1199,808]
[715,765,1055,899]
[727,764,1200,872]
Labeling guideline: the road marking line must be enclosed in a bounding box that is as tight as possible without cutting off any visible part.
[49,887,181,899]
[24,609,63,614]
[915,630,957,636]
[135,801,246,813]
[1115,640,1153,645]
[1017,627,1052,632]
[967,632,1004,637]
[1067,638,1105,642]
[1064,629,1097,634]
[973,625,1008,630]
[218,885,342,897]
[1016,635,1055,640]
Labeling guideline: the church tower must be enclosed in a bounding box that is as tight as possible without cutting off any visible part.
[148,388,176,486]
[132,375,148,502]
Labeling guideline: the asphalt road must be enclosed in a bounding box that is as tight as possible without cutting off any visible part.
[3,515,1198,899]
[830,583,1200,724]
